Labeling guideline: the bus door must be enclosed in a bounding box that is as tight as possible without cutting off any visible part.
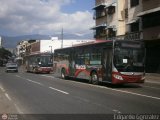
[69,49,76,77]
[102,48,112,82]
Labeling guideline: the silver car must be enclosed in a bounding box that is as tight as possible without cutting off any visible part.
[5,63,18,72]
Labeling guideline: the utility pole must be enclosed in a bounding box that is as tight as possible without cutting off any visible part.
[49,46,52,53]
[0,36,2,48]
[61,28,63,48]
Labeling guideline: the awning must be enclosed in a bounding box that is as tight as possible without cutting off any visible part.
[126,18,139,25]
[92,3,107,10]
[91,24,107,30]
[137,7,160,17]
[105,25,117,31]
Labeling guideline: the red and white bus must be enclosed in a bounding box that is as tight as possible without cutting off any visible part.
[25,52,53,73]
[54,40,145,84]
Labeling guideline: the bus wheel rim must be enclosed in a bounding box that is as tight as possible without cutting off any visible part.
[92,73,98,84]
[61,70,65,78]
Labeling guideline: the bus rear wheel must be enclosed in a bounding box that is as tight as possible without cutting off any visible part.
[91,72,99,85]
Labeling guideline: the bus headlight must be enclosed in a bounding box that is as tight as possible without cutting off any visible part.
[113,74,123,80]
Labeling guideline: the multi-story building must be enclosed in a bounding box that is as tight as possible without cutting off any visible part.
[126,0,143,40]
[137,0,160,73]
[16,40,36,65]
[92,0,126,40]
[92,0,160,73]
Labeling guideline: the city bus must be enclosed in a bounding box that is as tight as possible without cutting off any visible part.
[25,52,53,73]
[53,40,145,84]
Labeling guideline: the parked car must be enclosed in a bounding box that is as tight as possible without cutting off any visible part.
[5,62,18,72]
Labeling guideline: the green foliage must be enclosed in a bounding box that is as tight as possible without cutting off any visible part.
[0,47,12,60]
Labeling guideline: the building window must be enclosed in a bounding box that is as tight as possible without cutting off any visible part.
[107,28,116,38]
[130,0,139,7]
[95,9,107,18]
[94,27,107,38]
[130,22,139,32]
[107,6,115,15]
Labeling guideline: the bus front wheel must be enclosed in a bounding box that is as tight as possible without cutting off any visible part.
[91,72,99,85]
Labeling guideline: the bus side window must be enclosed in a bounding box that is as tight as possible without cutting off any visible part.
[85,53,90,65]
[76,54,83,65]
[37,58,40,62]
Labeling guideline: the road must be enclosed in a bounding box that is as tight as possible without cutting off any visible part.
[0,67,160,119]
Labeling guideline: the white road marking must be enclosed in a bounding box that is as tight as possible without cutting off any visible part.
[0,86,5,92]
[16,75,21,78]
[74,96,90,103]
[26,79,44,86]
[14,103,23,114]
[16,75,44,86]
[49,87,69,95]
[41,75,55,78]
[5,93,12,101]
[146,81,160,84]
[142,85,160,90]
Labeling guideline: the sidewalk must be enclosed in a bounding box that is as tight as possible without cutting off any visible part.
[145,73,160,84]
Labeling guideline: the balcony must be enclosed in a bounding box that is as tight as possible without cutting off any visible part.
[93,29,107,39]
[91,23,107,30]
[124,32,143,41]
[93,10,107,19]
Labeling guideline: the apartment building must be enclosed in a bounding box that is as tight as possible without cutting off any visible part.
[92,0,160,73]
[137,0,160,73]
[92,0,126,40]
[126,0,142,40]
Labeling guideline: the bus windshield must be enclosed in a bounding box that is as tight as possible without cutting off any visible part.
[114,42,145,72]
[38,56,53,67]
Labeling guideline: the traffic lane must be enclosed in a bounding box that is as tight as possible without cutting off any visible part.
[0,83,20,113]
[104,83,160,100]
[22,72,160,100]
[0,73,114,114]
[15,73,160,113]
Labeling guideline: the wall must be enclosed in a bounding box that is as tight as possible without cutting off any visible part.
[116,0,126,36]
[143,26,160,40]
[142,0,160,11]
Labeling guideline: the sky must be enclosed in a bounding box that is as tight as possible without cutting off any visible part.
[0,0,95,37]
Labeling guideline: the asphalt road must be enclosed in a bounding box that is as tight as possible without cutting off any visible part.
[0,67,160,116]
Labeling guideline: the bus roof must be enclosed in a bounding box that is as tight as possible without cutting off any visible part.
[25,52,52,57]
[73,40,112,46]
[55,40,112,51]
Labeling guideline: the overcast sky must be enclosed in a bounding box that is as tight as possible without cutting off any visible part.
[0,0,95,36]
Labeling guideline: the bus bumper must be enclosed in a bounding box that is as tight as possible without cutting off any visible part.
[37,67,51,73]
[112,72,145,84]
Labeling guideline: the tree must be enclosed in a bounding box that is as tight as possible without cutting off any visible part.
[0,48,12,60]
